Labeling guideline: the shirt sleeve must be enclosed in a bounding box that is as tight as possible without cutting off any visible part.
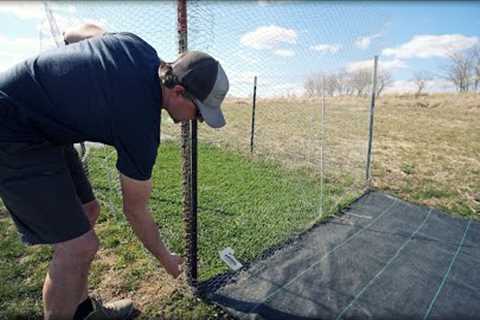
[114,123,159,181]
[112,91,160,181]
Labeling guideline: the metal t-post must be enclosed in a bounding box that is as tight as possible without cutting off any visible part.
[366,55,378,185]
[320,75,326,217]
[177,0,198,293]
[250,76,258,153]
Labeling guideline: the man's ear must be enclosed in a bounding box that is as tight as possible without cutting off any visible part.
[173,85,185,96]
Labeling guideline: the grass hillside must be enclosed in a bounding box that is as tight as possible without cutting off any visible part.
[373,93,479,217]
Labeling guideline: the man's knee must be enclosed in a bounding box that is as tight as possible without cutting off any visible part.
[54,230,99,264]
[83,199,100,226]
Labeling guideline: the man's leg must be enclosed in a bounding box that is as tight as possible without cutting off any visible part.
[43,229,99,320]
[79,200,100,305]
[65,146,101,307]
[82,199,101,231]
[65,146,133,319]
[0,140,95,318]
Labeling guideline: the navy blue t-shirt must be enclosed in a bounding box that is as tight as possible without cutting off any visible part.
[0,32,162,180]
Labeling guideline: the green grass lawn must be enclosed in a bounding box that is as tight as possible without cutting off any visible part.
[0,141,356,319]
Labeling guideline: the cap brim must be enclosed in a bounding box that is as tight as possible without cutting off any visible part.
[194,98,226,128]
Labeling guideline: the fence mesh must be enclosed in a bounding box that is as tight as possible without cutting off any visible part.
[42,0,389,316]
[181,1,388,288]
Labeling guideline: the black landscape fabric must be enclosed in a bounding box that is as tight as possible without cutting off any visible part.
[207,191,480,320]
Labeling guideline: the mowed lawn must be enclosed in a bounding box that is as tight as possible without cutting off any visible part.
[0,93,478,319]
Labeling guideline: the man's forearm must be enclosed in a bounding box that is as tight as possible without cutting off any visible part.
[124,208,171,266]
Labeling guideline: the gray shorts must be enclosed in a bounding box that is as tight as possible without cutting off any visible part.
[0,140,95,245]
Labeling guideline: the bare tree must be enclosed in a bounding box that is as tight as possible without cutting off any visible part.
[473,45,480,92]
[412,71,432,97]
[304,77,315,97]
[376,70,393,97]
[350,69,371,96]
[444,50,474,92]
[325,73,339,96]
[314,73,325,96]
[303,67,395,98]
[344,72,355,96]
[336,71,349,96]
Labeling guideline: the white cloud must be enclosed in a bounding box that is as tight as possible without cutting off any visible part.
[37,9,107,50]
[311,43,340,54]
[230,71,258,86]
[0,2,44,20]
[38,15,107,37]
[346,58,407,73]
[380,59,408,71]
[240,25,297,50]
[227,70,262,97]
[346,60,371,72]
[384,80,415,93]
[0,34,39,71]
[228,71,304,97]
[268,82,305,97]
[355,32,382,50]
[424,79,456,92]
[257,0,274,6]
[382,34,479,59]
[0,34,38,55]
[0,58,13,72]
[49,3,77,14]
[385,79,456,94]
[273,49,295,57]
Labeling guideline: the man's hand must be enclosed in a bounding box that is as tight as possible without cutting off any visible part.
[63,23,105,44]
[164,253,184,279]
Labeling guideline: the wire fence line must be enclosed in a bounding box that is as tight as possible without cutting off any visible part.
[41,0,386,297]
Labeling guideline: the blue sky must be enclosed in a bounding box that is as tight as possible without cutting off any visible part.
[0,1,479,96]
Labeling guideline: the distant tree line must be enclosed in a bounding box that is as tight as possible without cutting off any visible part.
[304,45,480,98]
[304,68,393,98]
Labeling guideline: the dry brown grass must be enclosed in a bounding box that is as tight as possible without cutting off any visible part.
[373,93,480,216]
[162,92,480,217]
[87,238,190,318]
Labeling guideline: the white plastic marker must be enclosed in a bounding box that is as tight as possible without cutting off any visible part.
[219,247,243,271]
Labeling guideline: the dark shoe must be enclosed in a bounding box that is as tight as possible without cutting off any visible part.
[84,296,134,320]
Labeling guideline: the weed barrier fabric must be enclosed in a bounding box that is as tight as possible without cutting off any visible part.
[206,192,480,320]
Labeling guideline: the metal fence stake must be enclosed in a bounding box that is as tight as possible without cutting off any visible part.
[177,0,198,294]
[366,55,378,185]
[250,76,258,153]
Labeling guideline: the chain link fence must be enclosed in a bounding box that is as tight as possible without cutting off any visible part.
[180,2,387,290]
[40,0,388,316]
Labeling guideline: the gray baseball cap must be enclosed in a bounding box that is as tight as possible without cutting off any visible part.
[172,51,229,128]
